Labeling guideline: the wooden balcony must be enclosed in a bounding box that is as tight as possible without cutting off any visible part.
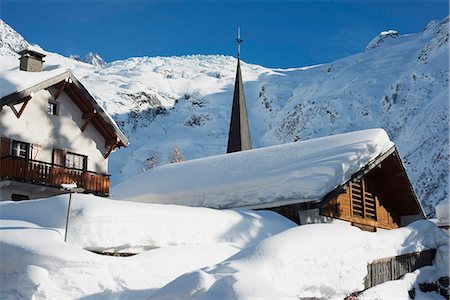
[0,156,110,196]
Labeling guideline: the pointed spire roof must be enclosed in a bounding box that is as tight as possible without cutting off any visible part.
[227,28,252,153]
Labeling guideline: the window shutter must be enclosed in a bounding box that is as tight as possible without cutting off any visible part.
[351,181,364,217]
[363,181,377,220]
[0,137,11,158]
[52,149,66,166]
[351,179,377,221]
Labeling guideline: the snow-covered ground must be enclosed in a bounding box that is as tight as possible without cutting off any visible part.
[0,195,448,299]
[0,194,295,299]
[152,221,447,300]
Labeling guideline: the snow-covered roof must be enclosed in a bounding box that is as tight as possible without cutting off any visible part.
[0,59,67,99]
[112,128,395,209]
[0,59,128,147]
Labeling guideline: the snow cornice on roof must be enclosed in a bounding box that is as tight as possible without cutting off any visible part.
[0,69,128,148]
[249,145,423,216]
[112,129,407,210]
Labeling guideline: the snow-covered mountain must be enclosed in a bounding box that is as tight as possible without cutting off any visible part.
[69,51,106,67]
[0,19,29,56]
[0,17,448,216]
[82,51,106,67]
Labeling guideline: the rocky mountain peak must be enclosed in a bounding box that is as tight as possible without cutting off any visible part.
[83,51,106,67]
[365,30,399,52]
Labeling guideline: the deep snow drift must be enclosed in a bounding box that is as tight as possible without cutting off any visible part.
[0,194,295,299]
[0,195,448,299]
[0,194,295,253]
[152,220,448,300]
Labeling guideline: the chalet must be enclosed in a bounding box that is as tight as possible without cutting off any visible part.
[112,129,425,231]
[0,49,128,201]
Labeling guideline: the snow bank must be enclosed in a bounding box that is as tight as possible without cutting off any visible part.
[0,194,295,299]
[361,226,449,300]
[1,195,446,299]
[436,198,449,225]
[0,219,241,299]
[0,193,295,252]
[113,128,394,209]
[151,220,447,300]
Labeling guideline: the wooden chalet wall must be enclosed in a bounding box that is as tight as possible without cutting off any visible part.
[263,150,423,231]
[320,150,421,231]
[319,178,400,231]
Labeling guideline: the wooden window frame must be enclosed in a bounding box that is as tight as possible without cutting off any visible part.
[65,151,88,171]
[11,140,30,159]
[47,100,58,116]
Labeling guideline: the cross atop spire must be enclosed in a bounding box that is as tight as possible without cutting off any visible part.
[236,27,243,59]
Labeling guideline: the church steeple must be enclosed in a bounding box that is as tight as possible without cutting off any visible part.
[227,28,252,153]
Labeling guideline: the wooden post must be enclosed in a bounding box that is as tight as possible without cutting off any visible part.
[53,82,69,100]
[64,191,72,242]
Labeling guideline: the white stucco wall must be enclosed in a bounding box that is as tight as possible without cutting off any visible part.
[0,86,108,174]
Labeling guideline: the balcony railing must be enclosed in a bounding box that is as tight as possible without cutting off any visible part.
[0,156,110,196]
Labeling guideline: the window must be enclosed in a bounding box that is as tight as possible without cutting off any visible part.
[65,152,87,170]
[11,140,30,159]
[47,101,58,115]
[350,179,377,221]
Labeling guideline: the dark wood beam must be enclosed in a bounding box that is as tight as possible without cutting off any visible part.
[53,82,69,100]
[81,113,96,132]
[81,110,97,132]
[93,117,115,141]
[65,86,91,113]
[82,111,96,119]
[9,95,32,118]
[104,140,119,159]
[371,172,405,180]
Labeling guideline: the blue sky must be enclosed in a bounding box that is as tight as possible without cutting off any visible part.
[1,1,448,68]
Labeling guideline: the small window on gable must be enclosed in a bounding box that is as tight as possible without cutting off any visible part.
[11,140,30,159]
[350,179,377,221]
[47,101,58,115]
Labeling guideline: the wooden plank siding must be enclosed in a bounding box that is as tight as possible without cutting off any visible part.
[364,249,436,289]
[0,156,110,196]
[320,178,399,230]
